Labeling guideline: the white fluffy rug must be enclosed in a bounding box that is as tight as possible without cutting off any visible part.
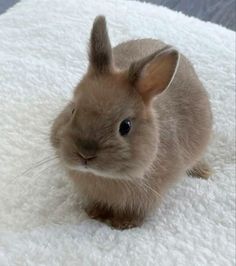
[0,0,235,265]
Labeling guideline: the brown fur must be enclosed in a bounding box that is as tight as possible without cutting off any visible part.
[187,161,212,179]
[50,16,213,229]
[88,16,113,74]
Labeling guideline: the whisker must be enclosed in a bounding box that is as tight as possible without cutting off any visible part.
[3,160,61,192]
[32,161,61,181]
[122,173,162,201]
[131,180,150,204]
[8,156,60,186]
[141,181,162,200]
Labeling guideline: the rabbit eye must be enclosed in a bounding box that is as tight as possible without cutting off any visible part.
[119,119,132,136]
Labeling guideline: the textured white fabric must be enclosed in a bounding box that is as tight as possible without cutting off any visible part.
[0,0,235,265]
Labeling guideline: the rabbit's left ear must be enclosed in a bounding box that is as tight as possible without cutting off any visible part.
[128,47,179,102]
[88,16,113,74]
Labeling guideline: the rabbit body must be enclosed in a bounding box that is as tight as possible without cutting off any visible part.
[51,17,212,229]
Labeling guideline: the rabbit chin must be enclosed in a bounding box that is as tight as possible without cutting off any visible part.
[66,163,144,181]
[66,163,122,180]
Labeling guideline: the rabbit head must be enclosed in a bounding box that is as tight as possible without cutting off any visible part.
[51,16,179,181]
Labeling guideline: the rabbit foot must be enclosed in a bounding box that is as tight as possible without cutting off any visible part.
[187,160,212,179]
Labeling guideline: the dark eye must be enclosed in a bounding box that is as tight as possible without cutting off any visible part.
[72,108,75,114]
[119,119,132,136]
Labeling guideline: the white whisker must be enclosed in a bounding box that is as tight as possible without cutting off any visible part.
[7,156,60,187]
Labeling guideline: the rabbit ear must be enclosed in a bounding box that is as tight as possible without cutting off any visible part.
[88,16,113,74]
[128,47,179,102]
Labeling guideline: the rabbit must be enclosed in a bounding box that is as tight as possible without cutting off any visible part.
[50,16,212,229]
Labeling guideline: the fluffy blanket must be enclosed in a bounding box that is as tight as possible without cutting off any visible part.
[0,0,235,265]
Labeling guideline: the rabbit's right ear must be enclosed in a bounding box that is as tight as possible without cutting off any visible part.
[88,16,113,74]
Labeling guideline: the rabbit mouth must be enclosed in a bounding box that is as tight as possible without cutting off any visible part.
[68,164,115,179]
[64,161,129,180]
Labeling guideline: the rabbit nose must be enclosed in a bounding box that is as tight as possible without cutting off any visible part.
[75,138,98,162]
[77,151,97,161]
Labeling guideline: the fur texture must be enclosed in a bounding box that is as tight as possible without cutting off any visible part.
[0,0,235,264]
[51,16,212,229]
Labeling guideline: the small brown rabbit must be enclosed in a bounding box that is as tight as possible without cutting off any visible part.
[51,16,212,229]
